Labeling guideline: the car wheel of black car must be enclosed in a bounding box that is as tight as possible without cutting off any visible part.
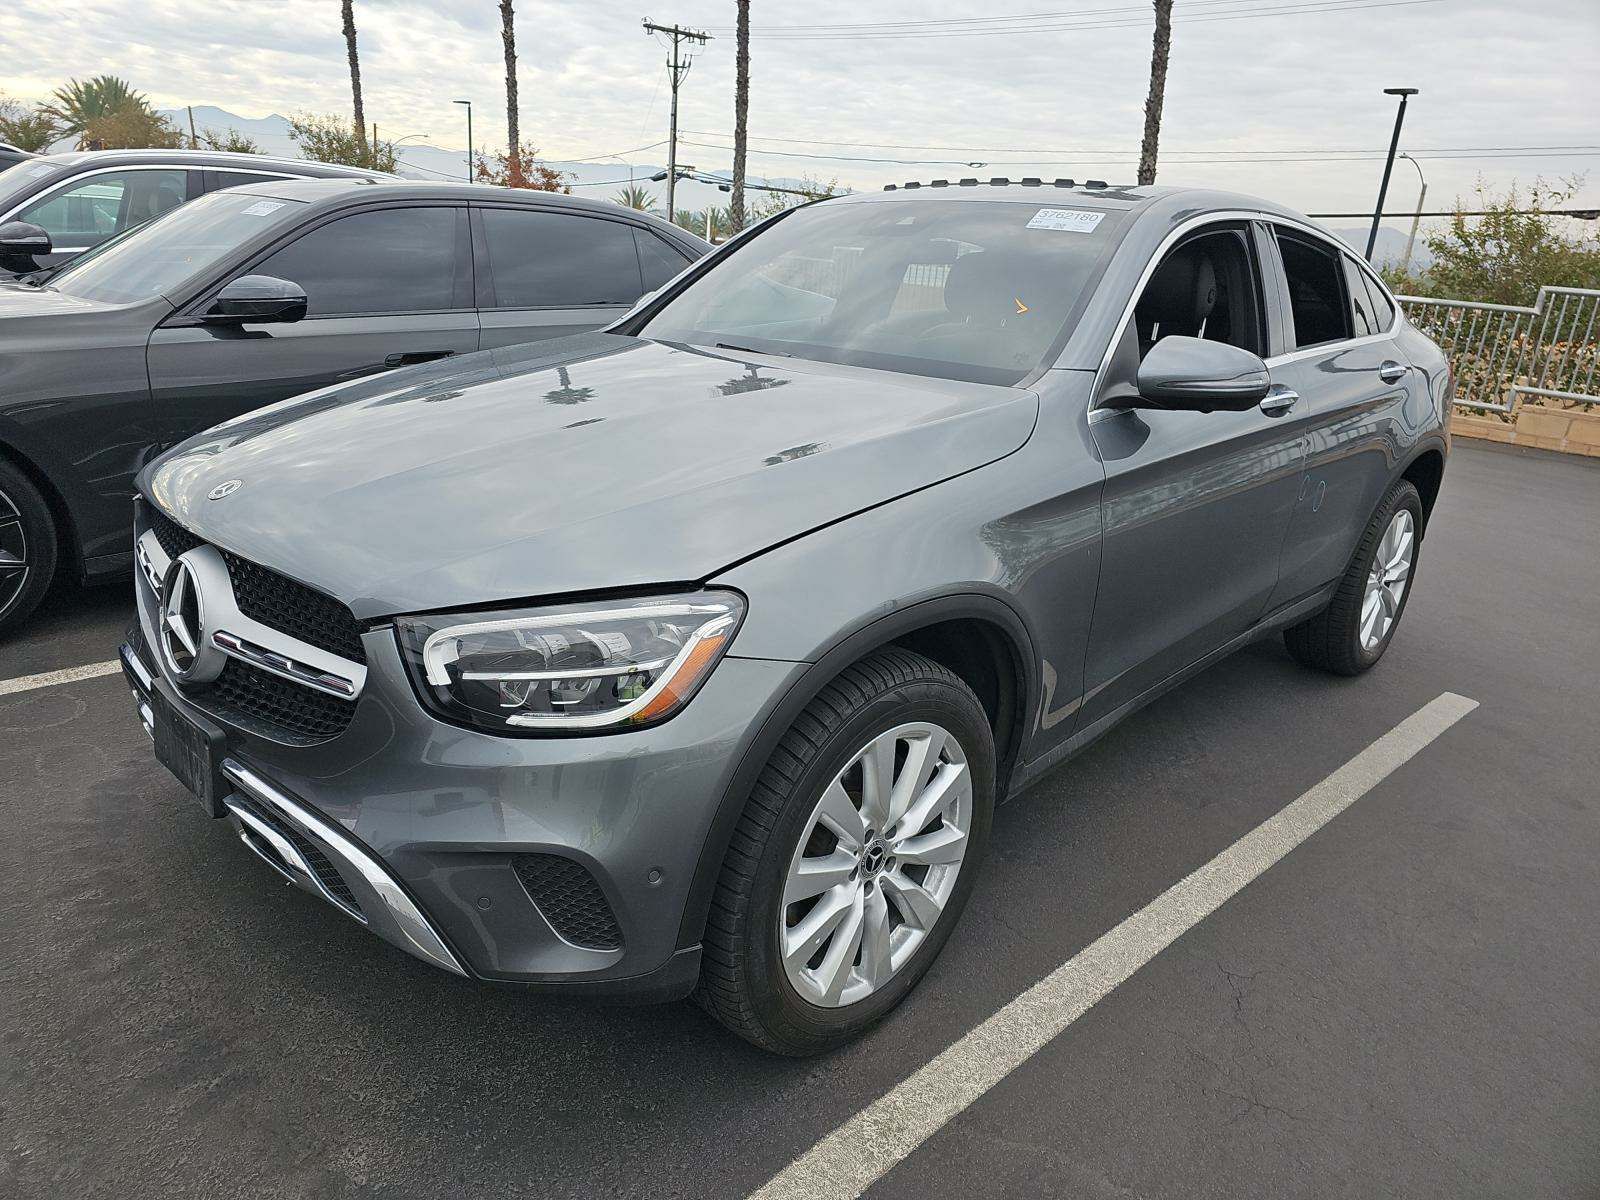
[1285,479,1424,676]
[0,459,58,635]
[698,648,994,1055]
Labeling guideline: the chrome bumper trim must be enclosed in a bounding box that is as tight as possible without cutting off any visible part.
[220,760,467,977]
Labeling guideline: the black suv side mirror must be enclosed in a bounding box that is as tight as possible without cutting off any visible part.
[203,275,309,325]
[1135,336,1271,412]
[0,220,52,269]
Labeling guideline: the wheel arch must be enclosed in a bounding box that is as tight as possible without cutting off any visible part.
[1399,444,1446,531]
[0,437,80,581]
[675,591,1038,951]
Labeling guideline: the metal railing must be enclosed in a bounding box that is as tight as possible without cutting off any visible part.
[1399,286,1600,414]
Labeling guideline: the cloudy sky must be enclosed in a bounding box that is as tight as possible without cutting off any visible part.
[3,0,1597,226]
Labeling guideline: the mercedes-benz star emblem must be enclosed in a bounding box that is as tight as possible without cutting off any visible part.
[208,479,242,500]
[159,554,225,683]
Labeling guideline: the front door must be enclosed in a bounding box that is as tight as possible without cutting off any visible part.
[147,204,480,440]
[12,167,200,270]
[1081,221,1305,728]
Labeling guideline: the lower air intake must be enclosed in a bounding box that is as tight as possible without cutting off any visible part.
[512,855,623,951]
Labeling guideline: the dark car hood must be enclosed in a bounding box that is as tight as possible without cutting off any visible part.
[145,334,1039,619]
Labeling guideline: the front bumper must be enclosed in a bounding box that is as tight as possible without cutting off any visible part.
[123,607,804,998]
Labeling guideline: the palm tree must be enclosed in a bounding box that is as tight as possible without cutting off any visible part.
[1136,0,1173,186]
[46,76,148,137]
[341,0,368,156]
[729,0,751,232]
[501,0,521,184]
[614,183,657,211]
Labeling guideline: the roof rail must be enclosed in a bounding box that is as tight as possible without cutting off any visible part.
[884,176,1123,192]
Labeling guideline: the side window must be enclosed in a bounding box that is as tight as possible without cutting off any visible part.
[252,206,468,316]
[1133,225,1264,359]
[1276,230,1352,349]
[210,170,289,192]
[482,209,644,307]
[1362,270,1397,330]
[18,169,189,247]
[635,228,692,291]
[1342,255,1375,337]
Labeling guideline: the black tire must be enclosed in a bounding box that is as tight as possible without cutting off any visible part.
[697,648,995,1055]
[0,459,58,637]
[1284,479,1423,676]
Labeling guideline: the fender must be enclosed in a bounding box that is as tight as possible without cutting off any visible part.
[673,589,1040,951]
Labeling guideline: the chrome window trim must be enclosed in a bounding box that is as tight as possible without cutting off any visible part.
[1088,208,1400,413]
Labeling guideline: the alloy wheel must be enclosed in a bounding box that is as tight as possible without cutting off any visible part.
[0,484,28,620]
[779,721,972,1008]
[1361,507,1414,651]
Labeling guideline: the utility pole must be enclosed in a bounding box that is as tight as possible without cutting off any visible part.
[1398,152,1427,276]
[643,18,710,225]
[186,106,199,150]
[453,100,473,182]
[1366,87,1418,263]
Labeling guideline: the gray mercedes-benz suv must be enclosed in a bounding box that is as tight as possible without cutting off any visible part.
[122,181,1451,1054]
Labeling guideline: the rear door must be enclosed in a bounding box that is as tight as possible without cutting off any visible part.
[11,166,201,268]
[147,202,478,436]
[1262,227,1413,606]
[1081,219,1305,729]
[473,206,690,349]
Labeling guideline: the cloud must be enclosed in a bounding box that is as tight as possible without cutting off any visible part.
[3,0,1596,224]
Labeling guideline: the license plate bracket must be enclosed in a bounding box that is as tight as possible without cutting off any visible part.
[152,688,229,818]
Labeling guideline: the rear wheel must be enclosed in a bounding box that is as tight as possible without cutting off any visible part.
[0,460,57,637]
[1285,479,1422,675]
[698,648,994,1055]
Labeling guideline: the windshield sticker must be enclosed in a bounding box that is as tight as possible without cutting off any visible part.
[241,200,286,217]
[1026,208,1104,233]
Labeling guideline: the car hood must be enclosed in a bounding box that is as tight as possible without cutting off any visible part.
[145,334,1039,619]
[0,282,131,321]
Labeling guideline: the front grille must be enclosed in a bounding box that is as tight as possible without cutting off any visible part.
[204,658,356,744]
[142,505,364,744]
[147,506,202,560]
[223,552,367,664]
[512,855,623,951]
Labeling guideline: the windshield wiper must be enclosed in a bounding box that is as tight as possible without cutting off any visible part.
[715,341,791,358]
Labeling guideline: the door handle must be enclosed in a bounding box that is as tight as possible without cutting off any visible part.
[385,350,457,368]
[1259,385,1299,417]
[1378,360,1407,384]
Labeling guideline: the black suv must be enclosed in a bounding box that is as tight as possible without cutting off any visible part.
[0,148,389,276]
[0,179,707,632]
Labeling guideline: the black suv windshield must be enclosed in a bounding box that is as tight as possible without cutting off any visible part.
[640,197,1125,385]
[47,190,306,305]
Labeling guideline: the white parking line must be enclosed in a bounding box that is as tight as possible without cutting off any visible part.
[751,691,1480,1200]
[0,660,122,698]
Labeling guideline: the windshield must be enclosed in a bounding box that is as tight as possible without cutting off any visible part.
[0,159,65,209]
[47,190,306,305]
[639,197,1127,385]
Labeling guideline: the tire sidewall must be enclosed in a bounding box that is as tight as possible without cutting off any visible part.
[0,462,57,634]
[1354,482,1423,668]
[745,678,994,1051]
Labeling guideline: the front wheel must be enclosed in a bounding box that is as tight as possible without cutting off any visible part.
[1285,478,1423,675]
[0,460,58,637]
[698,648,994,1055]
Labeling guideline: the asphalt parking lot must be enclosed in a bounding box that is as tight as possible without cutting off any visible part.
[2,438,1597,1199]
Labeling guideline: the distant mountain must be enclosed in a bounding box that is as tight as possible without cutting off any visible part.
[154,105,806,221]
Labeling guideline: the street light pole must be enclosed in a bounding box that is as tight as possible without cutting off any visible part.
[1366,87,1418,263]
[452,100,473,183]
[1398,152,1428,275]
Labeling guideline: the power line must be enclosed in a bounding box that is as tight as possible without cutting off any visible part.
[701,0,1443,40]
[697,0,1332,32]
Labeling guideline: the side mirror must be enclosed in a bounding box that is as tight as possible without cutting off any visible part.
[203,274,308,325]
[0,220,51,264]
[1134,336,1271,412]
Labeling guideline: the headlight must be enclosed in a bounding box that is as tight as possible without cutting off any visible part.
[395,591,744,733]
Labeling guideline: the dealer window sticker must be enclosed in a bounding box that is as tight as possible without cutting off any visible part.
[1026,208,1105,233]
[241,200,286,217]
